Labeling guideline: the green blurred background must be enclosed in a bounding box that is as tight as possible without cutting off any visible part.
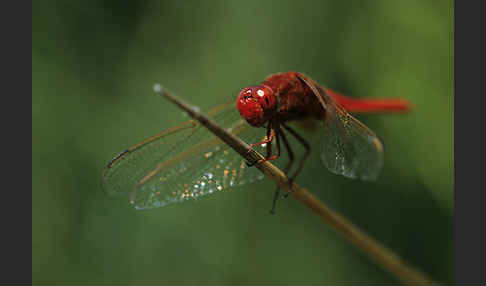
[32,0,453,285]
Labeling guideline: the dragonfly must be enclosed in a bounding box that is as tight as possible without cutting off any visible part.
[102,72,411,212]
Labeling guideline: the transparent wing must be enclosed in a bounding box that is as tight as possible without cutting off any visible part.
[317,85,384,181]
[102,100,271,210]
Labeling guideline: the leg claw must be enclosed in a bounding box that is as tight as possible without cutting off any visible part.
[245,158,265,167]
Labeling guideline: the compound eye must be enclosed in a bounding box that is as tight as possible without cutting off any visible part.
[254,86,275,110]
[244,89,253,99]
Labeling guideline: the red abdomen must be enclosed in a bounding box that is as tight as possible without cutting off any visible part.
[263,72,412,119]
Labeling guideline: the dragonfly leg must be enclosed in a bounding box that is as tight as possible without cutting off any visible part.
[281,122,310,198]
[270,127,294,214]
[263,122,281,162]
[246,121,279,166]
[248,128,275,150]
[258,120,281,165]
[264,122,273,160]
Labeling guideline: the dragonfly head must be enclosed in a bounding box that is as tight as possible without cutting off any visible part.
[237,85,277,127]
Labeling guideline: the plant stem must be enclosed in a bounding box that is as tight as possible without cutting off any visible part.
[152,83,441,286]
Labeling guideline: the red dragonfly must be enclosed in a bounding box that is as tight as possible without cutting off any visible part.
[102,72,410,211]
